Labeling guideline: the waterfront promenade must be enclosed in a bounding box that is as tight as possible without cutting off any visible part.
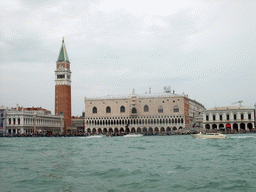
[1,128,255,137]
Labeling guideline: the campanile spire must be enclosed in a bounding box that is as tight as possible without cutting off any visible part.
[55,38,72,134]
[57,37,69,62]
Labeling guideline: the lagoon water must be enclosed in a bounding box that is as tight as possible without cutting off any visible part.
[1,134,256,191]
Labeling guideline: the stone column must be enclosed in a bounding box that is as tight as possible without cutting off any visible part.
[245,123,248,131]
[33,114,36,135]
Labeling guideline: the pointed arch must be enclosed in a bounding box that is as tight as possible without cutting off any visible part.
[144,105,149,112]
[158,106,163,113]
[114,128,119,133]
[92,107,97,113]
[132,107,137,114]
[120,106,125,113]
[173,105,179,113]
[109,128,113,133]
[106,106,111,113]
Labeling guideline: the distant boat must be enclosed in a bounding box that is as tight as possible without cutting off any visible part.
[123,134,143,138]
[86,135,106,138]
[191,132,227,139]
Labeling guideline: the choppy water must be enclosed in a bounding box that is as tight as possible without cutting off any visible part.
[1,134,256,191]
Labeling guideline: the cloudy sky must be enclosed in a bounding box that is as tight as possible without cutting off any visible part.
[0,0,255,116]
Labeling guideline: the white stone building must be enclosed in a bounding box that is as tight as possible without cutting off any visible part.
[203,106,255,132]
[84,88,206,134]
[0,106,6,136]
[5,108,63,135]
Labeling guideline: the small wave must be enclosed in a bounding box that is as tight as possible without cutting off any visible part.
[20,167,30,170]
[89,168,131,178]
[0,144,15,147]
[129,169,143,176]
[221,179,252,190]
[107,190,115,192]
[167,171,177,175]
[128,146,147,150]
[144,140,155,144]
[145,178,160,182]
[148,172,161,178]
[175,164,192,171]
[39,173,63,180]
[118,182,142,189]
[115,155,130,158]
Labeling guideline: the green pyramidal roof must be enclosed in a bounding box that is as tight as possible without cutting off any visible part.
[57,39,69,62]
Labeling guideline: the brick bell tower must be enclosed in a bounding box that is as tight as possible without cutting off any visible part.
[55,37,72,134]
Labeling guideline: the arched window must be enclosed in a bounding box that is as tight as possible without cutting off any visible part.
[173,105,179,113]
[132,108,137,114]
[158,106,163,113]
[106,106,111,113]
[92,107,97,113]
[144,105,149,112]
[120,106,125,113]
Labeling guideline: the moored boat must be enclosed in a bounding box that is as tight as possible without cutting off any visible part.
[86,135,106,138]
[123,134,143,138]
[191,132,227,139]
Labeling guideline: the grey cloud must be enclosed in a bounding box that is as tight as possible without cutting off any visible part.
[1,0,256,116]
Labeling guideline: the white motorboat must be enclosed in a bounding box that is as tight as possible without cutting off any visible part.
[191,132,227,139]
[86,135,106,138]
[123,134,143,138]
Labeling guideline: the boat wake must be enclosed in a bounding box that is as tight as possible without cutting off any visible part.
[228,135,256,139]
